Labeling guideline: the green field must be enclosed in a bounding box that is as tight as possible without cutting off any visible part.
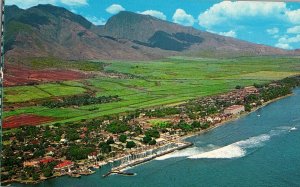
[4,56,300,126]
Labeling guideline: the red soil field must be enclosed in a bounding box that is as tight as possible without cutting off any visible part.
[3,114,55,128]
[4,64,89,86]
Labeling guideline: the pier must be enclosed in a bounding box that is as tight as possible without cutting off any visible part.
[103,141,193,177]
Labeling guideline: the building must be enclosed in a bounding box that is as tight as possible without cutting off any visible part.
[244,86,259,94]
[224,105,245,115]
[23,160,39,167]
[54,160,73,171]
[40,157,55,164]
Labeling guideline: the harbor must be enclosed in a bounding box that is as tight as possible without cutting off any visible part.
[103,141,193,177]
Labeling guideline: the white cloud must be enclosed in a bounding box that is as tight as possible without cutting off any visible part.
[275,34,300,49]
[86,16,106,25]
[6,0,56,9]
[287,26,300,34]
[198,1,287,29]
[218,30,237,38]
[138,10,166,20]
[172,9,195,26]
[60,0,88,6]
[266,27,279,35]
[275,43,291,49]
[208,30,237,38]
[286,9,300,24]
[278,34,300,44]
[7,0,87,8]
[106,4,125,14]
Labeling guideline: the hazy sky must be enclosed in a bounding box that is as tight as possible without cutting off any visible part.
[7,0,300,49]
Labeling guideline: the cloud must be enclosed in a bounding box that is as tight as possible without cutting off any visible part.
[86,16,106,25]
[275,34,300,49]
[6,0,56,9]
[278,34,300,44]
[219,30,237,38]
[60,0,88,6]
[172,9,195,26]
[138,10,166,20]
[106,4,125,14]
[286,9,300,24]
[198,1,287,29]
[208,30,237,38]
[267,27,279,35]
[7,0,87,8]
[287,26,300,34]
[275,43,291,49]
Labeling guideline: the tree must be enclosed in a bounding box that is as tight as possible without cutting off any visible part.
[235,85,242,89]
[99,142,111,154]
[254,83,264,88]
[177,121,192,132]
[200,123,210,129]
[119,134,127,143]
[191,121,201,129]
[143,135,152,144]
[66,145,94,160]
[244,104,252,112]
[32,173,40,181]
[66,131,80,141]
[126,141,136,149]
[43,167,53,177]
[106,121,129,134]
[106,137,115,144]
[145,129,160,138]
[149,139,156,145]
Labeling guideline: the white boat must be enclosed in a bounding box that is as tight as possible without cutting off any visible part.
[290,127,297,131]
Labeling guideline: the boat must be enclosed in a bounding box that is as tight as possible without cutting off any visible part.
[290,127,297,131]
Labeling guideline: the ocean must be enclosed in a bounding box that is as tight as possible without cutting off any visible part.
[12,88,300,187]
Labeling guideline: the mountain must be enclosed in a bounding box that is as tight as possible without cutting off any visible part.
[4,4,298,61]
[100,11,294,56]
[5,5,168,61]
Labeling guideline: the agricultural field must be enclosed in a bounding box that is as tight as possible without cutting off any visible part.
[4,56,300,129]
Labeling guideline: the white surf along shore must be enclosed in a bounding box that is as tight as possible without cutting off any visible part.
[155,125,298,160]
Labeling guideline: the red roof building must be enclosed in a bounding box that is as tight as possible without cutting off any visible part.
[39,157,55,164]
[54,160,73,169]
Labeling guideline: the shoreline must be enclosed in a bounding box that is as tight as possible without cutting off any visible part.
[180,93,293,141]
[3,91,295,185]
[101,93,294,177]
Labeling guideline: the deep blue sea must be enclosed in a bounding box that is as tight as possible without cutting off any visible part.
[12,88,300,187]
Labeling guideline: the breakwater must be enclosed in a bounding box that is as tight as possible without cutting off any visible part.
[103,141,193,177]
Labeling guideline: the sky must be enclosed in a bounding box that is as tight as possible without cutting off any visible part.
[6,0,300,50]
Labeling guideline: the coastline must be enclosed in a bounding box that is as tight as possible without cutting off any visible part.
[180,93,293,141]
[101,93,294,177]
[3,90,295,185]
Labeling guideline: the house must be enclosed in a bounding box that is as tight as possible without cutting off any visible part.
[224,105,245,115]
[54,160,73,170]
[206,117,213,123]
[39,157,55,165]
[244,86,259,94]
[88,152,97,160]
[60,138,67,143]
[23,160,39,167]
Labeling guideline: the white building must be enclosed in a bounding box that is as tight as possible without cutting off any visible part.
[224,105,245,115]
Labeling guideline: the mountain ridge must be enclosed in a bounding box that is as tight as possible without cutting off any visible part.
[4,4,299,61]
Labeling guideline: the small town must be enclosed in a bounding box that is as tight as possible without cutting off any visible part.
[1,76,300,184]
